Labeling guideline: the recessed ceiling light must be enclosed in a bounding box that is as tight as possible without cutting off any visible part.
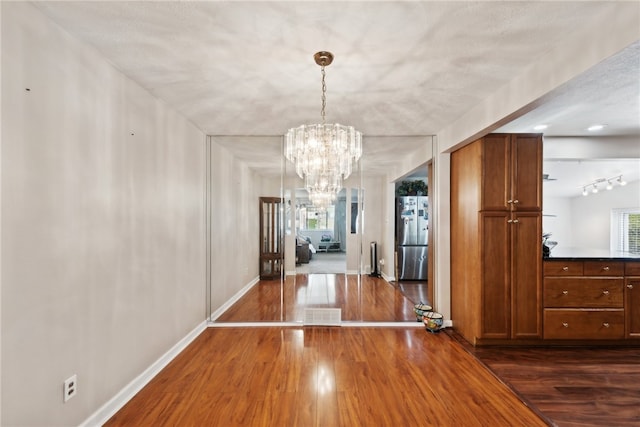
[533,124,548,131]
[587,124,607,132]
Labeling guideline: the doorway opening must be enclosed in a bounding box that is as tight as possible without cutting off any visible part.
[295,188,347,274]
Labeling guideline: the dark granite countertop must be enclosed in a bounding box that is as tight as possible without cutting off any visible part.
[544,247,640,261]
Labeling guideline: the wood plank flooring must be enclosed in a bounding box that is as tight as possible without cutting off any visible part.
[105,327,547,427]
[106,274,640,426]
[457,335,640,427]
[215,274,420,323]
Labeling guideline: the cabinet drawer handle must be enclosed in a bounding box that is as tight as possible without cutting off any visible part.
[513,199,519,204]
[513,219,519,224]
[507,199,513,204]
[562,266,569,271]
[562,322,569,328]
[602,266,610,271]
[603,322,610,328]
[507,219,513,223]
[602,290,610,295]
[628,284,635,290]
[562,290,569,295]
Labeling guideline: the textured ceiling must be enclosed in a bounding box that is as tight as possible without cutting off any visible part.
[33,1,639,184]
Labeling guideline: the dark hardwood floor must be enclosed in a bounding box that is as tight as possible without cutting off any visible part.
[455,334,640,427]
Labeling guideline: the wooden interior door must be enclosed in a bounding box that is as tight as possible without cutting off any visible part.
[259,197,284,280]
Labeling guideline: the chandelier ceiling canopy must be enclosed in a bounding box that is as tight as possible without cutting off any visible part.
[285,51,362,207]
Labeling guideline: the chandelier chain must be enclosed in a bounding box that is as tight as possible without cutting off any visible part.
[321,65,327,125]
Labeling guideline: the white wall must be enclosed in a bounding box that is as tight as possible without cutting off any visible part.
[570,180,640,250]
[543,197,573,248]
[381,179,397,280]
[360,175,385,275]
[283,176,300,275]
[542,184,640,252]
[1,3,206,425]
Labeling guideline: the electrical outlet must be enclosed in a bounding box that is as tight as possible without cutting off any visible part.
[64,374,77,402]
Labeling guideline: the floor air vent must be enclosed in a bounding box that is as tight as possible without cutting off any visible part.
[303,308,342,326]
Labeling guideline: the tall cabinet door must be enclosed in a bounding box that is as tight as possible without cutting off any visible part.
[482,133,542,212]
[510,134,543,211]
[626,277,640,338]
[259,197,284,280]
[511,212,542,338]
[480,212,511,339]
[481,134,511,211]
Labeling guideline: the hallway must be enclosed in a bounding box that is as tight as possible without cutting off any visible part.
[295,252,347,275]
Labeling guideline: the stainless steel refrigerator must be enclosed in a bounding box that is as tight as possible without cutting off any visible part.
[396,196,428,280]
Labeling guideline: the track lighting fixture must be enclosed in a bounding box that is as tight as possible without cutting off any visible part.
[580,174,626,196]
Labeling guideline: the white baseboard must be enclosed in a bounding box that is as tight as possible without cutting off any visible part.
[80,320,207,427]
[381,271,395,282]
[341,321,425,327]
[209,276,259,321]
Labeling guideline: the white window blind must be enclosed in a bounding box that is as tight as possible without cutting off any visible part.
[611,208,640,254]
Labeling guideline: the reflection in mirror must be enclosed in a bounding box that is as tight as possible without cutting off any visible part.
[284,189,292,235]
[295,188,347,274]
[350,188,359,234]
[210,136,436,324]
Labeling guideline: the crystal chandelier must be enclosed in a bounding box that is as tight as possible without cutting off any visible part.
[309,190,336,211]
[285,51,362,207]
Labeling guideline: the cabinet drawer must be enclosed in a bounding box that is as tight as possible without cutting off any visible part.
[544,309,624,339]
[544,278,623,307]
[543,261,583,276]
[625,262,640,276]
[583,261,624,276]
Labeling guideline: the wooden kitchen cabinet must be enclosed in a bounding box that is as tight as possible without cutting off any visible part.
[544,277,624,308]
[543,259,640,341]
[626,262,640,338]
[451,133,542,345]
[544,309,625,340]
[481,133,542,212]
[479,212,511,339]
[510,211,543,338]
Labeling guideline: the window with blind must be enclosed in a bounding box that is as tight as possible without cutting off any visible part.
[611,208,640,254]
